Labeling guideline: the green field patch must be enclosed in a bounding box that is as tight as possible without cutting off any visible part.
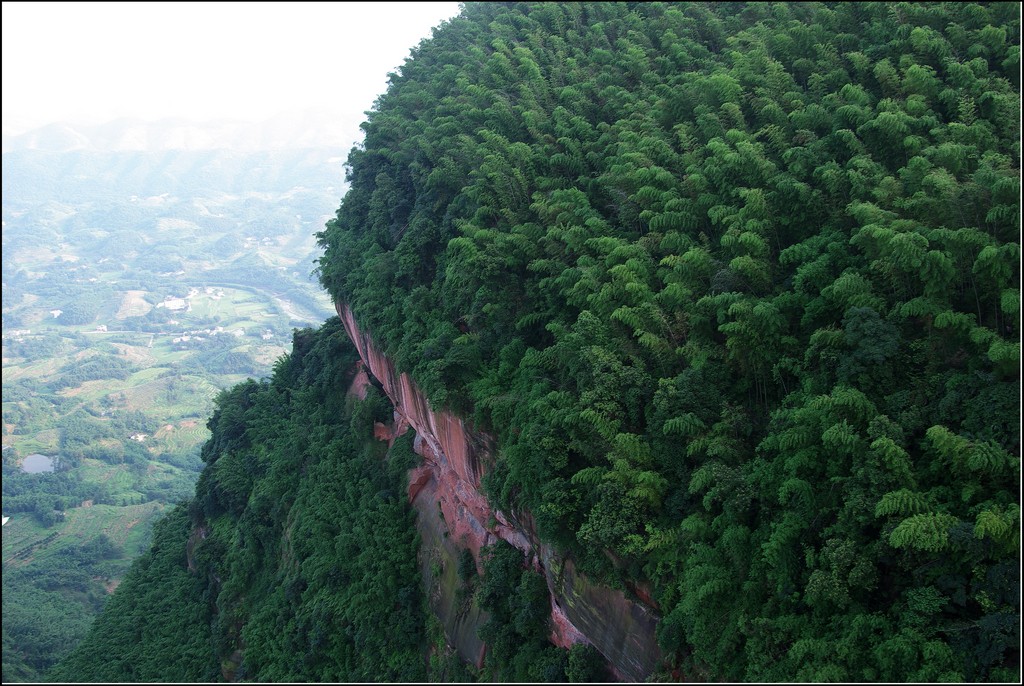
[155,218,200,235]
[2,355,66,383]
[126,367,167,384]
[14,309,50,326]
[232,302,272,320]
[9,245,59,269]
[2,500,166,568]
[32,429,61,452]
[15,430,61,455]
[79,459,135,492]
[120,378,171,412]
[108,342,155,366]
[67,502,166,555]
[59,378,126,402]
[219,373,259,387]
[149,348,190,364]
[168,287,271,323]
[56,361,168,403]
[251,344,289,367]
[118,373,219,422]
[67,347,102,365]
[11,292,42,309]
[95,294,126,323]
[77,457,192,499]
[1,514,51,566]
[89,331,154,349]
[182,297,220,319]
[156,397,218,423]
[227,319,273,334]
[255,248,296,268]
[152,420,210,454]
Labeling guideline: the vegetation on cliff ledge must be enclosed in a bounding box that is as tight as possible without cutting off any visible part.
[316,2,1021,681]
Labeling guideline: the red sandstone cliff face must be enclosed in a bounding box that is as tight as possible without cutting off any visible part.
[338,303,663,681]
[339,304,502,558]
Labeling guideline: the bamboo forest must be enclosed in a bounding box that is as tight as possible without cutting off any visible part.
[43,2,1020,682]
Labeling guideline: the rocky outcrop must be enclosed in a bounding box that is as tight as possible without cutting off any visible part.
[347,362,372,401]
[339,304,498,561]
[542,550,663,680]
[411,470,490,668]
[338,303,662,681]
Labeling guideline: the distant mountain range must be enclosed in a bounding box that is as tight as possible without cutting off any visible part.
[2,109,366,153]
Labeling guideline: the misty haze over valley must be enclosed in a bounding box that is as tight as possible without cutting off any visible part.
[2,114,345,679]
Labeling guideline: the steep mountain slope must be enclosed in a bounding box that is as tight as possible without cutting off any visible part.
[50,320,432,682]
[316,1,1020,681]
[49,318,608,682]
[50,2,1019,682]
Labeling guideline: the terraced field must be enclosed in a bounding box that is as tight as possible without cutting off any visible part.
[2,501,166,569]
[152,416,211,449]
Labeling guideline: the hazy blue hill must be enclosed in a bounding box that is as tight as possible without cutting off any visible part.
[1,147,348,204]
[2,111,364,153]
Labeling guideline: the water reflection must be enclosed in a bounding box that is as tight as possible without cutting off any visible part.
[22,454,55,473]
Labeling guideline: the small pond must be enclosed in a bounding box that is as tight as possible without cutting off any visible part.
[22,454,55,473]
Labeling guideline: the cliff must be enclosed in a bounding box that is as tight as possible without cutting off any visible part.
[338,302,663,681]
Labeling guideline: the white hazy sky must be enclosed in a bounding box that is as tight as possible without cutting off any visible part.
[2,1,462,137]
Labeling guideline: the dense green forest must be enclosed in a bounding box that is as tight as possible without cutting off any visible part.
[315,1,1021,681]
[45,1,1018,682]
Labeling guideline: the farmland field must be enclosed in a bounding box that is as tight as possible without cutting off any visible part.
[113,291,153,319]
[2,501,166,570]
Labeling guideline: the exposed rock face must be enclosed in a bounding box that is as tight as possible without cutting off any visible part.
[339,304,496,560]
[347,362,372,401]
[338,303,662,681]
[541,550,663,680]
[339,305,491,487]
[411,473,490,668]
